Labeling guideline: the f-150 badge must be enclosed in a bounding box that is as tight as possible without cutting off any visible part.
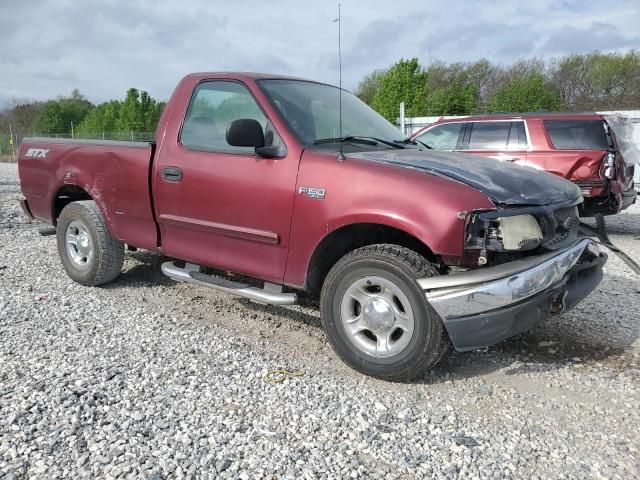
[299,186,326,199]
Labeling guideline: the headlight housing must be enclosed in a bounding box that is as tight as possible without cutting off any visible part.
[466,213,543,252]
[497,215,543,250]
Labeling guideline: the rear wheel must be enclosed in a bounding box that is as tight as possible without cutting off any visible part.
[56,201,124,286]
[320,244,449,381]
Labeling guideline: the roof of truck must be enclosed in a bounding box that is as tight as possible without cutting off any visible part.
[184,71,333,85]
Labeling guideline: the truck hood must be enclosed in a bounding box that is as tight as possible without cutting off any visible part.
[349,149,582,206]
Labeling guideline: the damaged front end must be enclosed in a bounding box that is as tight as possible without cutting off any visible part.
[419,199,640,352]
[463,201,581,267]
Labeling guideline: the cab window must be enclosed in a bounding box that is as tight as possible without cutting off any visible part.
[180,81,267,154]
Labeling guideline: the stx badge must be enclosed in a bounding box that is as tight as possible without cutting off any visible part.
[298,186,326,199]
[25,148,50,158]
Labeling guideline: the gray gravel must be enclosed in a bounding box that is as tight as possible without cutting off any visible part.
[1,162,639,479]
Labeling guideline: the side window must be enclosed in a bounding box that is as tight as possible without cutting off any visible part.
[543,120,609,150]
[180,81,267,153]
[507,121,528,150]
[416,123,464,150]
[467,122,511,150]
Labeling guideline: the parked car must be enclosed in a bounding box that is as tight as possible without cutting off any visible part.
[410,113,637,216]
[18,73,609,381]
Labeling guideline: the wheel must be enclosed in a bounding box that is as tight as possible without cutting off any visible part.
[320,244,449,381]
[56,200,124,286]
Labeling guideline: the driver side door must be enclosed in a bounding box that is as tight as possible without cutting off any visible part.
[154,80,299,283]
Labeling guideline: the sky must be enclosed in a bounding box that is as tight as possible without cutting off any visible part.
[0,0,638,108]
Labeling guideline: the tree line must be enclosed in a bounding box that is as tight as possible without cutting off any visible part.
[356,51,640,122]
[1,50,638,156]
[0,88,165,156]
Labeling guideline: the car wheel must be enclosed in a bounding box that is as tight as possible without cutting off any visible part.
[320,244,449,381]
[56,200,124,286]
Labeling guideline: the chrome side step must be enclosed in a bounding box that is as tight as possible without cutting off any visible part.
[161,261,297,305]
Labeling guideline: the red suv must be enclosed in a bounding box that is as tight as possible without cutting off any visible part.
[410,113,637,216]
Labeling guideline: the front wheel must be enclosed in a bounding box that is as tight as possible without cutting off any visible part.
[320,244,449,381]
[56,200,124,286]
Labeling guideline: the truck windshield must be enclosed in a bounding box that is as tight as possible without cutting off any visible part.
[259,79,404,147]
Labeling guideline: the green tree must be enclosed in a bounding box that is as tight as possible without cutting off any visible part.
[35,90,93,135]
[355,69,386,105]
[372,58,429,122]
[117,88,144,131]
[427,83,479,115]
[76,88,164,137]
[487,73,562,112]
[76,100,121,135]
[36,101,65,134]
[549,50,640,110]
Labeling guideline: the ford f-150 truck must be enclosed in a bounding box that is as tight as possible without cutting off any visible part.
[18,73,611,381]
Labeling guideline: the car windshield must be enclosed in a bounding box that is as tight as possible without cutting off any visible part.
[258,79,405,147]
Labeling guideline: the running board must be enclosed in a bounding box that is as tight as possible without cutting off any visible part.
[161,261,297,305]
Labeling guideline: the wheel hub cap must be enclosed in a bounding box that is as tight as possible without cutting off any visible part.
[65,220,94,270]
[340,276,415,359]
[363,298,395,332]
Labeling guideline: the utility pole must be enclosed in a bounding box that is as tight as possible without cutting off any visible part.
[9,123,16,162]
[71,121,74,139]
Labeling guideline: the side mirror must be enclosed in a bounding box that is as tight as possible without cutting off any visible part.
[226,119,265,148]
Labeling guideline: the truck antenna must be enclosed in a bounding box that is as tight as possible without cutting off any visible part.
[334,3,345,160]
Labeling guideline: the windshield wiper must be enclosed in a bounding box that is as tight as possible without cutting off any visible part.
[407,138,433,149]
[314,136,405,149]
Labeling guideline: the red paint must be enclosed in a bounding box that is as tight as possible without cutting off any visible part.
[18,73,494,289]
[410,113,636,215]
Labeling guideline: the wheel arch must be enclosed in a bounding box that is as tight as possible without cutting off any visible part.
[305,222,438,293]
[51,185,93,226]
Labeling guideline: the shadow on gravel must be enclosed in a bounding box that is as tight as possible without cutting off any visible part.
[103,250,175,289]
[239,298,323,329]
[409,334,632,385]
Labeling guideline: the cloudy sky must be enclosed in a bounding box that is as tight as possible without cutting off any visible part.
[1,0,638,108]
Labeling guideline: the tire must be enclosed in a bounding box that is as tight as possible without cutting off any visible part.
[56,200,124,286]
[320,244,449,381]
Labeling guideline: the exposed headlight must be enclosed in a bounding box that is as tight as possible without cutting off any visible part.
[497,214,543,250]
[465,212,543,253]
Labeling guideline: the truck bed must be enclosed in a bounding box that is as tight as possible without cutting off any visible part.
[18,137,159,251]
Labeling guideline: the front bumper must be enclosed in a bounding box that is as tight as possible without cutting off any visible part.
[419,239,606,351]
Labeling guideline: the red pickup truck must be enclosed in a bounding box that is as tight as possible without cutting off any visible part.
[410,113,638,216]
[18,73,609,381]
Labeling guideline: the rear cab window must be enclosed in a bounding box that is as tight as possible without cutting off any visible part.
[544,120,609,150]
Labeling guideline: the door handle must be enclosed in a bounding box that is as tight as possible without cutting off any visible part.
[161,166,183,182]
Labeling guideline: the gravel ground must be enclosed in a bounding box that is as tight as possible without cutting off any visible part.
[1,161,639,479]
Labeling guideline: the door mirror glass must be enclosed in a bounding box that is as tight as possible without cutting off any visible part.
[226,119,265,148]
